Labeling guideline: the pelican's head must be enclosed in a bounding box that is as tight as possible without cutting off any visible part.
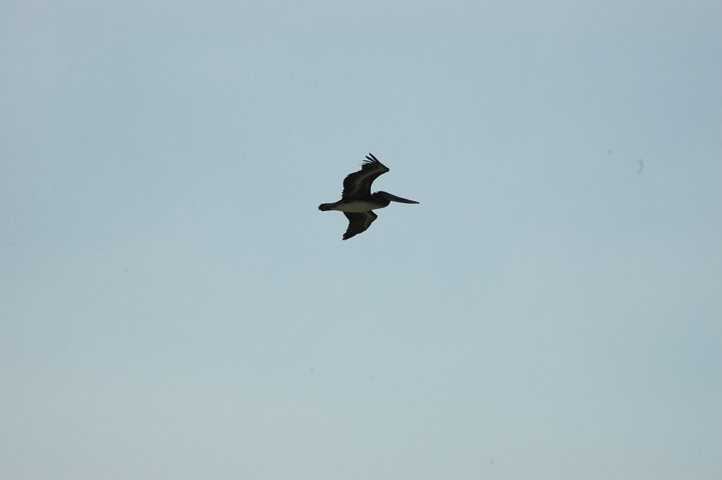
[375,191,419,204]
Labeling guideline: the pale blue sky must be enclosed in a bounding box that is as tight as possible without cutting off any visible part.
[2,1,721,479]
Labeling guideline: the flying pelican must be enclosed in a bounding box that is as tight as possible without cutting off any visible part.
[319,153,419,240]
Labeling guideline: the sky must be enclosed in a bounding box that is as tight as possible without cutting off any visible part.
[1,1,721,479]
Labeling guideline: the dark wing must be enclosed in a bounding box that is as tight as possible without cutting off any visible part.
[341,153,389,199]
[342,211,378,240]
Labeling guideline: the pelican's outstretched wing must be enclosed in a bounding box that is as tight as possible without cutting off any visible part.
[341,153,389,199]
[342,211,378,240]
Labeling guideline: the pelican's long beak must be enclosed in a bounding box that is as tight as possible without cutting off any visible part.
[376,191,419,204]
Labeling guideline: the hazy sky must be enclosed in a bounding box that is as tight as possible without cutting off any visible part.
[2,1,721,479]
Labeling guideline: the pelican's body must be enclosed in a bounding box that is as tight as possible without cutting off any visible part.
[319,153,419,240]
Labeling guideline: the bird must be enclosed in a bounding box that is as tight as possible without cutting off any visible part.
[318,153,419,240]
[636,159,645,175]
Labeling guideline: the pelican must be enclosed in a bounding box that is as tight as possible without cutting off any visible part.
[319,153,419,240]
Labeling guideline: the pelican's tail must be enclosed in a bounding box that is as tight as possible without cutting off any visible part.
[318,203,335,211]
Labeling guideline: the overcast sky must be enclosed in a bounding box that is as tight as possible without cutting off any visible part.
[2,1,721,479]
